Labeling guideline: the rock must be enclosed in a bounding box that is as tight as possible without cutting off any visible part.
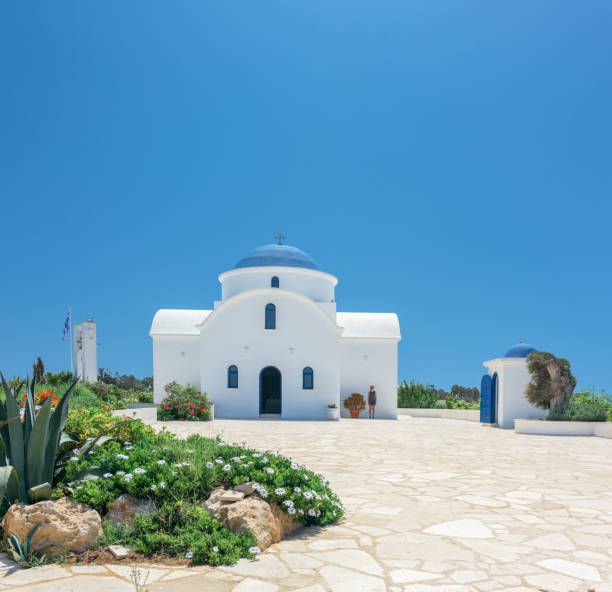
[205,488,229,512]
[2,498,101,557]
[270,502,303,538]
[234,482,257,495]
[219,490,246,502]
[107,545,130,560]
[205,489,302,550]
[106,494,155,526]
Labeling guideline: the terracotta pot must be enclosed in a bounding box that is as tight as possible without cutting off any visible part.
[349,409,360,419]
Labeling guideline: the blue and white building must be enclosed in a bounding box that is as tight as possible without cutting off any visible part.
[150,241,401,419]
[480,342,547,428]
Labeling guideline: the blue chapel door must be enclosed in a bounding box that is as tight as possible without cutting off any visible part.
[480,374,495,423]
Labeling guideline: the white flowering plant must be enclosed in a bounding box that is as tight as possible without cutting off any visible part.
[59,430,344,564]
[63,432,343,527]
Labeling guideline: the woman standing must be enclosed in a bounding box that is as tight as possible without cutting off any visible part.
[368,385,377,418]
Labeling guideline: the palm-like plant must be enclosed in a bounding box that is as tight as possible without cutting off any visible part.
[0,373,77,503]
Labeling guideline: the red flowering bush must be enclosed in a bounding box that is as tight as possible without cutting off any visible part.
[157,382,212,421]
[20,389,60,408]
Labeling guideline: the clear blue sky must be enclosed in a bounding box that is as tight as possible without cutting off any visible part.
[1,2,610,393]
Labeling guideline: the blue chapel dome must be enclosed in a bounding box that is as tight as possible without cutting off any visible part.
[503,343,536,358]
[234,244,321,271]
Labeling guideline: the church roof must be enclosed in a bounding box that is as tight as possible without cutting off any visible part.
[503,343,536,358]
[150,309,211,336]
[234,244,321,271]
[337,313,401,340]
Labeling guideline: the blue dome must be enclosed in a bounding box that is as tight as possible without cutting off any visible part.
[234,244,321,271]
[504,343,536,358]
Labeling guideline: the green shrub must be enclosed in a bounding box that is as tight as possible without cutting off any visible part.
[68,383,103,409]
[97,502,257,565]
[397,380,439,408]
[64,405,155,446]
[547,387,611,422]
[62,432,344,527]
[44,371,76,387]
[136,391,154,404]
[442,395,479,410]
[157,382,212,421]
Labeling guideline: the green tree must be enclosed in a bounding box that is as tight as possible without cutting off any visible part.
[450,385,480,402]
[32,357,45,384]
[525,351,577,412]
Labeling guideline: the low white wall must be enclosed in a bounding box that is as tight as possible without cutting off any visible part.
[398,408,480,422]
[515,419,612,438]
[112,408,158,423]
[593,423,612,438]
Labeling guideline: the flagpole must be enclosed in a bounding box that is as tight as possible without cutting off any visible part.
[69,303,73,375]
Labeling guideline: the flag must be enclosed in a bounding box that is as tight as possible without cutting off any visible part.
[62,309,71,342]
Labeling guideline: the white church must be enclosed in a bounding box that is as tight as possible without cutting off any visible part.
[150,239,401,419]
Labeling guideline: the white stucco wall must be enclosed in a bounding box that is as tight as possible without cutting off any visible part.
[199,289,341,419]
[340,339,398,419]
[73,324,83,379]
[152,335,201,403]
[484,358,548,429]
[220,267,337,304]
[73,320,97,383]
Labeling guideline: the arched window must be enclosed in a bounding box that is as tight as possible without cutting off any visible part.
[271,276,279,288]
[227,365,238,388]
[302,367,314,390]
[265,303,276,330]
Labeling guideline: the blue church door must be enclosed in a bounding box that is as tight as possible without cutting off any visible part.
[480,373,497,423]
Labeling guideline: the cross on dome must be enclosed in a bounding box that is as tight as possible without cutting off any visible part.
[275,232,285,245]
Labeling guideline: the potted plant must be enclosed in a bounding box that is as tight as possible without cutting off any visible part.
[326,403,340,421]
[343,393,365,419]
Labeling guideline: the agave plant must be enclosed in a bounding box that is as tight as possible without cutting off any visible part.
[6,523,47,568]
[0,373,77,503]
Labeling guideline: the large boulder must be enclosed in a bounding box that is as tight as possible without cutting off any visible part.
[106,494,155,526]
[205,488,302,550]
[2,498,101,557]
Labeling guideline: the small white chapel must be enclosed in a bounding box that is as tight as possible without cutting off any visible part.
[150,238,401,419]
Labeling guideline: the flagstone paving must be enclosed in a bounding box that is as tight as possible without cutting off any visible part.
[1,416,612,591]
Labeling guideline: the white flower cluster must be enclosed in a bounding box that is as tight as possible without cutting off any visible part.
[116,454,129,460]
[252,483,268,498]
[134,468,146,474]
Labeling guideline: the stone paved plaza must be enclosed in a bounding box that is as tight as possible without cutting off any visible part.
[1,416,611,592]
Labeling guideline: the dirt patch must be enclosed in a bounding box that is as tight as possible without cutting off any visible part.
[68,549,192,567]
